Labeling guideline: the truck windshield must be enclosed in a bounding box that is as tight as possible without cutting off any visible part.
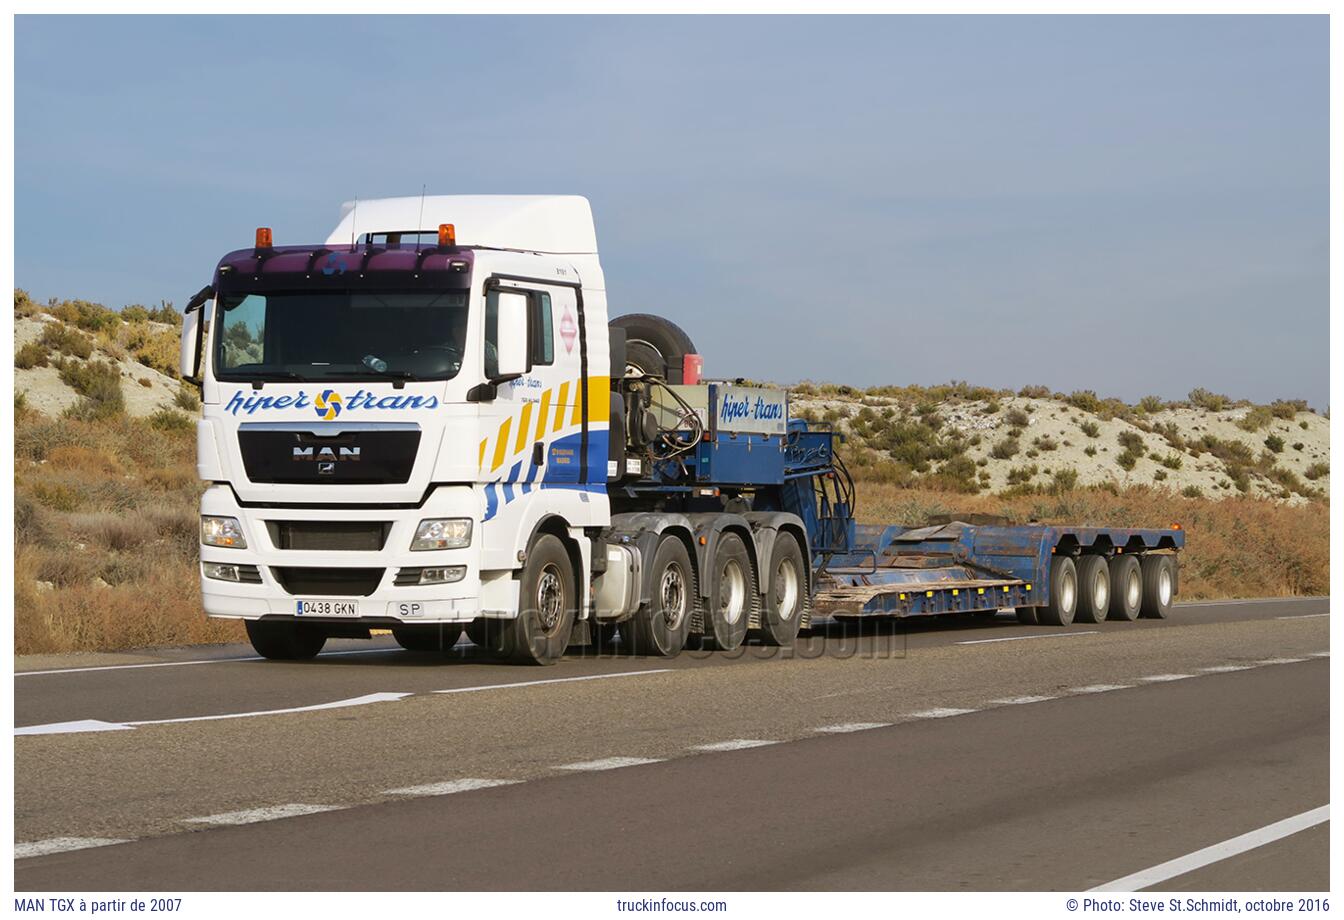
[214,290,470,382]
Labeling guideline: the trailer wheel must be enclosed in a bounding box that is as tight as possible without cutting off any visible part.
[609,313,697,382]
[755,534,808,647]
[1036,556,1078,626]
[1107,554,1142,621]
[245,619,326,660]
[628,535,694,657]
[1074,556,1110,624]
[1139,555,1176,619]
[500,534,577,665]
[704,532,756,651]
[392,624,464,653]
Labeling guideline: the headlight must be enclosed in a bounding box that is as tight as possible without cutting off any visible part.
[411,518,472,551]
[201,516,247,549]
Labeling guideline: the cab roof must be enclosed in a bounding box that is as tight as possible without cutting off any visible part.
[325,195,598,254]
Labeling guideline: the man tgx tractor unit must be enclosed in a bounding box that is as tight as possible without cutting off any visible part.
[181,196,1184,664]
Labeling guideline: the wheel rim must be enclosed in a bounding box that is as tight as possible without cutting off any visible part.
[660,563,687,630]
[1060,568,1076,613]
[536,563,564,632]
[774,558,800,622]
[1159,568,1173,606]
[1126,569,1141,609]
[720,559,746,625]
[1092,569,1108,611]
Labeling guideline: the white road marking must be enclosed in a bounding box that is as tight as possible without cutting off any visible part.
[908,707,978,719]
[435,669,671,695]
[1275,613,1330,620]
[184,804,341,826]
[14,719,134,736]
[383,778,519,797]
[14,837,131,859]
[1179,597,1325,607]
[1090,805,1330,892]
[1255,657,1309,666]
[1199,665,1255,673]
[1071,684,1133,694]
[956,630,1099,645]
[692,739,779,752]
[1309,651,1330,657]
[1140,674,1194,682]
[16,647,394,677]
[815,722,892,733]
[557,756,663,771]
[15,692,411,736]
[989,695,1057,706]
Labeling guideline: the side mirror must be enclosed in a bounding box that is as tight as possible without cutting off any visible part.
[492,291,530,381]
[180,308,203,383]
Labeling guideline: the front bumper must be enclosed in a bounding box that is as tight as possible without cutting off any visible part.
[199,484,484,624]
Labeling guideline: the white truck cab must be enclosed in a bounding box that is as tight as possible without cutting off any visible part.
[184,196,619,662]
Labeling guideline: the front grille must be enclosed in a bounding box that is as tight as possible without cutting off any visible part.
[271,567,385,596]
[266,521,391,551]
[237,564,263,584]
[238,428,421,485]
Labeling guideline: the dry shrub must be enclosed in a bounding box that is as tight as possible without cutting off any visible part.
[855,480,1328,600]
[15,552,243,654]
[46,444,120,476]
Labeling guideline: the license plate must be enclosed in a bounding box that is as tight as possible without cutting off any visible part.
[295,599,360,617]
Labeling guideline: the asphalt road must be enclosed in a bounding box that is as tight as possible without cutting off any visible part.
[13,596,1330,891]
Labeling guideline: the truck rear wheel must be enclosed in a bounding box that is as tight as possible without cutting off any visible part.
[392,624,464,653]
[703,532,756,651]
[1036,556,1078,626]
[628,535,694,657]
[609,314,697,382]
[1139,555,1176,619]
[1107,555,1142,621]
[1074,556,1110,624]
[245,619,326,660]
[501,534,577,665]
[755,534,807,647]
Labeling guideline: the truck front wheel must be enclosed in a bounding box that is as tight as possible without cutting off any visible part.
[502,534,577,665]
[245,619,326,660]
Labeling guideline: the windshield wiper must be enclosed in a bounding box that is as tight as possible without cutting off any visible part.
[332,369,422,388]
[224,369,308,389]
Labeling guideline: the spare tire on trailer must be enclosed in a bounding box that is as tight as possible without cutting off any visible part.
[609,313,697,383]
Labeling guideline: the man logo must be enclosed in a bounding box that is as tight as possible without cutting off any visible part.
[314,390,343,420]
[293,446,361,462]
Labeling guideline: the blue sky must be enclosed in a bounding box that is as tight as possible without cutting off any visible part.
[15,15,1329,408]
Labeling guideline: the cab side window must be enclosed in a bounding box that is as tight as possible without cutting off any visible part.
[485,288,553,378]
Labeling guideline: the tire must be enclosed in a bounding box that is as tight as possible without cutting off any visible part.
[703,532,756,651]
[392,624,464,653]
[245,619,326,660]
[593,621,620,649]
[1139,555,1176,619]
[627,536,694,657]
[465,618,508,656]
[755,535,808,647]
[1107,554,1142,621]
[1015,607,1039,625]
[609,313,697,382]
[1074,555,1111,624]
[1036,555,1078,626]
[500,534,577,665]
